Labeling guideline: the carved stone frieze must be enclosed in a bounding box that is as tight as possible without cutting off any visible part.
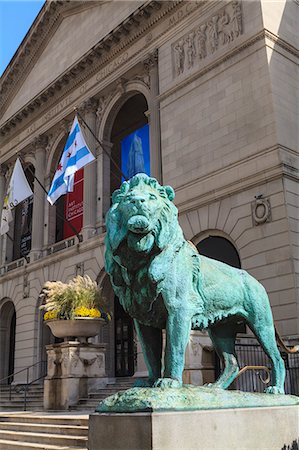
[172,1,243,78]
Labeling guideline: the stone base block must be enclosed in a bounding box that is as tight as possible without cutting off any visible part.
[89,405,299,450]
[44,341,107,410]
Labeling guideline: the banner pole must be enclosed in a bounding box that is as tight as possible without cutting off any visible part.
[75,108,128,182]
[18,156,83,244]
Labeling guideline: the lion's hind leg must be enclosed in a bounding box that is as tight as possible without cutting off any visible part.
[207,320,239,390]
[249,321,285,394]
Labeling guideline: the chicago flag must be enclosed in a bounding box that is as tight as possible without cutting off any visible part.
[47,115,95,205]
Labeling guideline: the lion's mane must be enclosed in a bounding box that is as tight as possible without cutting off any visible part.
[104,174,184,321]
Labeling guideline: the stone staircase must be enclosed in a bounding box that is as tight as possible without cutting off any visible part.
[0,413,88,449]
[0,384,44,411]
[0,377,135,448]
[74,376,135,411]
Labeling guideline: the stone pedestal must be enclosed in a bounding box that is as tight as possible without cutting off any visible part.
[44,341,107,410]
[183,330,215,386]
[89,405,299,450]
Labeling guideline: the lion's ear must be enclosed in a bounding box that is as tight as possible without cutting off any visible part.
[111,189,121,204]
[165,186,175,201]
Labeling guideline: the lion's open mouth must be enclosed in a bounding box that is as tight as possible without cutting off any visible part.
[127,215,150,234]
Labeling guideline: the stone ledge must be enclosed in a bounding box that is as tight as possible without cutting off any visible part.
[89,403,299,450]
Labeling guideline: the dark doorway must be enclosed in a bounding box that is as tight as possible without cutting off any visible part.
[114,296,134,377]
[8,311,16,383]
[196,236,241,268]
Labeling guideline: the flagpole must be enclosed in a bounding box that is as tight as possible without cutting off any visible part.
[74,108,128,182]
[18,156,83,244]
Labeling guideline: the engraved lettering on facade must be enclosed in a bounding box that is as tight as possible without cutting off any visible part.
[168,1,200,27]
[96,52,129,83]
[172,1,243,78]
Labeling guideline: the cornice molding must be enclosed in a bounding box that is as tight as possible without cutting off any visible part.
[0,1,181,138]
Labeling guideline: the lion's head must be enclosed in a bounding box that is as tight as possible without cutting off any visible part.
[105,174,182,261]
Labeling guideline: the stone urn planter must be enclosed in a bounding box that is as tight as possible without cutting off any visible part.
[46,317,105,342]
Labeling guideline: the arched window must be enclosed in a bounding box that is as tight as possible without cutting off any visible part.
[110,93,149,194]
[196,235,241,269]
[13,164,34,260]
[0,300,16,383]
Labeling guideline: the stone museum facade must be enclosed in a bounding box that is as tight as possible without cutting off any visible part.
[0,0,298,390]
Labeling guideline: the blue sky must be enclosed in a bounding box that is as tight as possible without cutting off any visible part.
[0,0,44,76]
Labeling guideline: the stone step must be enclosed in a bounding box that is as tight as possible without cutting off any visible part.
[0,414,88,426]
[0,430,88,447]
[0,439,87,450]
[0,422,88,436]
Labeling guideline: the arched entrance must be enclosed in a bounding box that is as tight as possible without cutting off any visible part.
[110,92,149,194]
[100,91,149,377]
[196,235,241,269]
[0,300,16,383]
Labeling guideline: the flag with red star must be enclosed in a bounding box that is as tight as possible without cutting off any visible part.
[47,116,95,205]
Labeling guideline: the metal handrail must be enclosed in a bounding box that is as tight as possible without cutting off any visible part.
[0,360,47,411]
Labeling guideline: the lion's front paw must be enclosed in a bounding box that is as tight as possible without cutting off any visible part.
[264,386,284,395]
[133,378,155,388]
[153,378,182,389]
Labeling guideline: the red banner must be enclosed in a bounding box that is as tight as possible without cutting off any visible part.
[64,169,84,239]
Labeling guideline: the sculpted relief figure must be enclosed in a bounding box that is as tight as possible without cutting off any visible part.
[231,1,243,39]
[208,15,219,53]
[105,174,296,394]
[197,24,207,59]
[218,10,231,45]
[173,40,185,75]
[185,32,196,69]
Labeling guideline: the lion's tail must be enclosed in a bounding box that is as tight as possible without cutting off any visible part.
[275,327,299,354]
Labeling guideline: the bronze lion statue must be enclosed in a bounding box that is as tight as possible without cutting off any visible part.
[105,173,296,394]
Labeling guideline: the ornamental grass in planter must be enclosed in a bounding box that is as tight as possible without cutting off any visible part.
[40,275,111,340]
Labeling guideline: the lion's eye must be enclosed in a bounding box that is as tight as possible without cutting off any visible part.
[149,193,157,200]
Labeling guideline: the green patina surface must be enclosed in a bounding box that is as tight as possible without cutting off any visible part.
[104,173,298,406]
[96,386,299,413]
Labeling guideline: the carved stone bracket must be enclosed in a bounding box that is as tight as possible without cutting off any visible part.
[172,1,243,78]
[143,49,158,72]
[0,164,8,178]
[23,272,30,298]
[33,134,48,150]
[96,92,114,122]
[80,97,99,115]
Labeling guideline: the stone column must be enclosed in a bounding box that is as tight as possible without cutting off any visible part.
[144,49,162,183]
[81,98,98,240]
[97,140,113,232]
[0,165,7,265]
[30,135,47,261]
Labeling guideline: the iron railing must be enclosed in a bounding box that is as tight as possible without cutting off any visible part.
[215,343,299,395]
[0,360,47,411]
